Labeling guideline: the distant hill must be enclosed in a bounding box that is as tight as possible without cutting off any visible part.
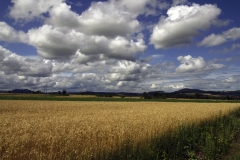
[68,91,141,97]
[172,88,240,97]
[173,88,204,94]
[147,91,165,95]
[12,89,33,93]
[7,88,240,97]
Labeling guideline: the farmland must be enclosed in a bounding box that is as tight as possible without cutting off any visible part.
[0,93,240,103]
[1,100,240,159]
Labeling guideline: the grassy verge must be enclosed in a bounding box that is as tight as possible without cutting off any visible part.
[223,134,240,160]
[100,108,240,160]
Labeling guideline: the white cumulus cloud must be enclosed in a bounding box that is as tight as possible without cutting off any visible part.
[46,1,141,38]
[0,22,28,43]
[176,55,224,73]
[172,0,188,6]
[199,27,240,47]
[198,34,226,47]
[223,77,238,83]
[0,45,53,77]
[150,84,157,89]
[113,0,166,16]
[27,25,146,60]
[150,3,223,49]
[9,0,63,22]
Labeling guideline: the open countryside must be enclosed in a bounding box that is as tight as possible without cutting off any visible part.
[1,0,240,159]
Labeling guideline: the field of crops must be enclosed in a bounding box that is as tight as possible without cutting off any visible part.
[1,100,240,159]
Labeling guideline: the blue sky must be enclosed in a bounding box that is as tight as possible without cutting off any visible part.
[0,0,240,92]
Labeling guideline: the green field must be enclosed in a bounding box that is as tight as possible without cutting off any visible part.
[0,94,240,103]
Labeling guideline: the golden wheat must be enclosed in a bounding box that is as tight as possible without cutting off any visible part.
[0,100,239,159]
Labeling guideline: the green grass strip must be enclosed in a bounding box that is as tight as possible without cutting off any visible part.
[0,95,240,103]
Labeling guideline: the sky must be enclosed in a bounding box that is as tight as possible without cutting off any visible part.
[0,0,240,93]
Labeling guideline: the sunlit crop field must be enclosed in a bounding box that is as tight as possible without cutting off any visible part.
[1,100,239,159]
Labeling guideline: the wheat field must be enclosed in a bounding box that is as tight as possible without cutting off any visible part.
[0,100,239,159]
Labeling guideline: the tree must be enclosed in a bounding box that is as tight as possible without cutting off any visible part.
[36,90,41,94]
[58,91,62,95]
[153,92,158,98]
[120,95,125,98]
[142,92,148,99]
[194,93,200,99]
[62,89,66,95]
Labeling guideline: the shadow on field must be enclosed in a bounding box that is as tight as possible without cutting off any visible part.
[98,108,240,160]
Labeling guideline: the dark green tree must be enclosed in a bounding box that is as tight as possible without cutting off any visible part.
[62,89,67,95]
[142,92,148,99]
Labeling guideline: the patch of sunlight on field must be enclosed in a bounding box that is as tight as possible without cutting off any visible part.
[61,94,97,98]
[68,94,139,99]
[0,100,239,159]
